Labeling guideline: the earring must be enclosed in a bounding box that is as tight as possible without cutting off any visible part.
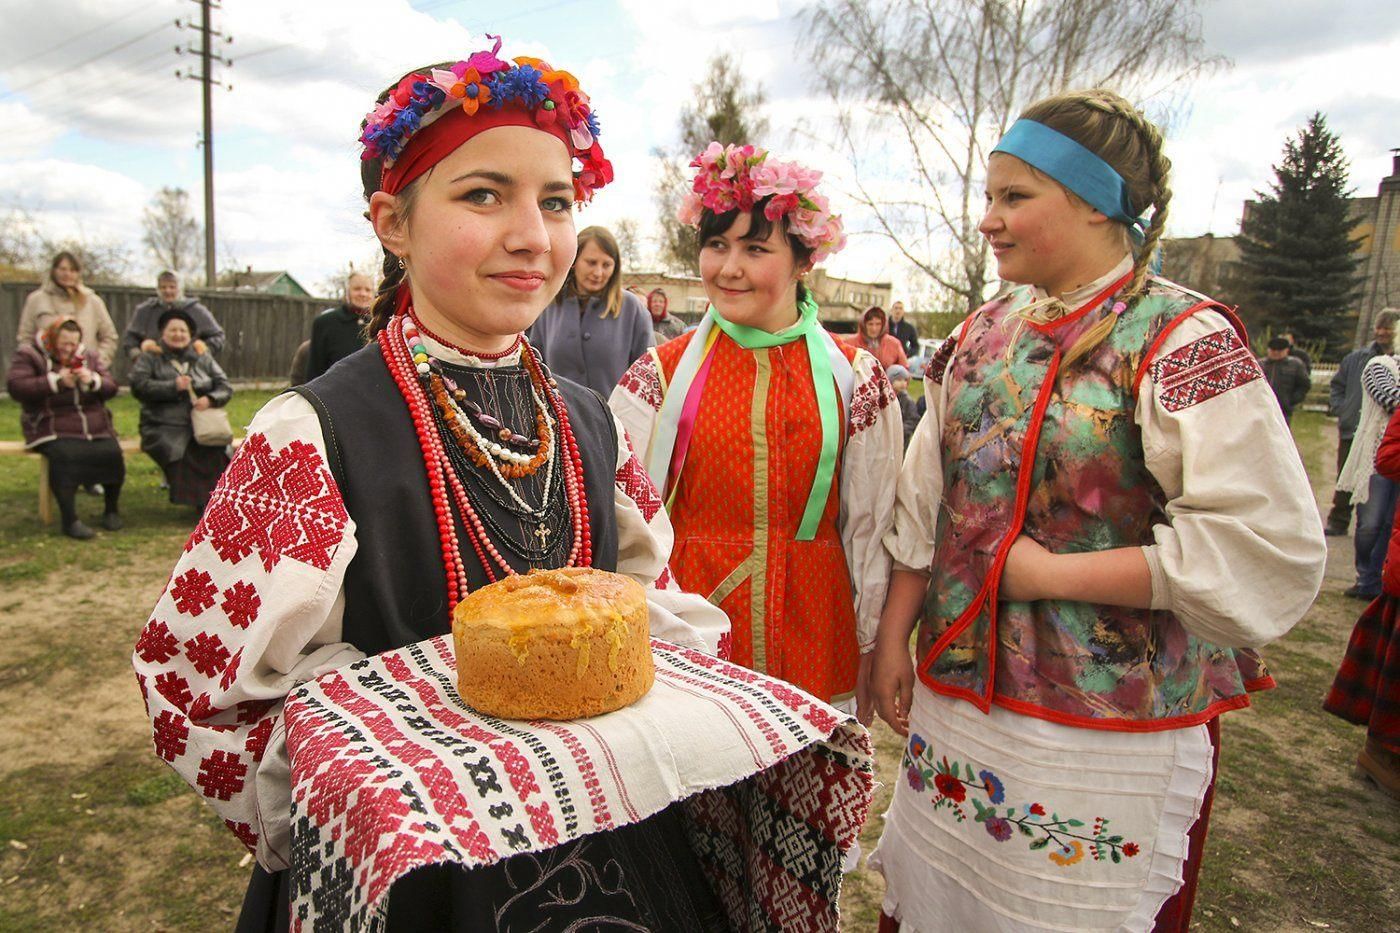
[397,256,406,270]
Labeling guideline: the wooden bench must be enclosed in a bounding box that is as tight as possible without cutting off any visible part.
[1,438,239,525]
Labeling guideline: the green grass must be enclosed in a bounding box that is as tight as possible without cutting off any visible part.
[0,389,278,444]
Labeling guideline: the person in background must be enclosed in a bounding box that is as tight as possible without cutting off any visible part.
[122,271,226,361]
[885,363,919,449]
[1259,335,1310,423]
[17,252,119,366]
[129,309,233,512]
[646,287,686,343]
[306,271,375,380]
[6,318,124,538]
[529,225,654,397]
[1329,310,1398,536]
[1281,329,1312,375]
[888,300,919,359]
[847,305,909,371]
[1337,336,1400,600]
[1326,402,1400,800]
[288,340,311,387]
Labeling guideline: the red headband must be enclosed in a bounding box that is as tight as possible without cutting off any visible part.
[380,104,573,195]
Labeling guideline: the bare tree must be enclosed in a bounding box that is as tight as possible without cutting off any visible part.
[142,187,203,281]
[800,0,1222,312]
[0,204,131,283]
[655,54,770,275]
[614,217,645,270]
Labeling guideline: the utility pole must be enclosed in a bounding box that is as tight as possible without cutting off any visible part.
[176,1,231,287]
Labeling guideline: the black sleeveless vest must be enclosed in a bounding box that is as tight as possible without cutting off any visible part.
[295,342,619,656]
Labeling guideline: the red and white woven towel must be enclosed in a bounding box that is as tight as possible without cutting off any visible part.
[284,636,875,931]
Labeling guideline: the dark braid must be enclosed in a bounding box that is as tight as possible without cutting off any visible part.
[358,62,454,337]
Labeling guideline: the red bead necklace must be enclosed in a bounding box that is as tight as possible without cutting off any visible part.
[408,308,522,361]
[380,310,590,609]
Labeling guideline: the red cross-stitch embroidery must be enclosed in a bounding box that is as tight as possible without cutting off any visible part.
[849,369,895,435]
[220,581,261,629]
[154,670,193,710]
[185,632,231,678]
[1150,327,1263,412]
[196,750,249,801]
[616,451,664,523]
[246,716,276,761]
[169,569,218,616]
[618,356,664,411]
[187,434,349,572]
[220,647,244,691]
[152,710,190,761]
[136,620,180,664]
[925,336,957,386]
[225,819,259,851]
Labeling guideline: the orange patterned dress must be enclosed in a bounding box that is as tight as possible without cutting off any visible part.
[611,330,902,704]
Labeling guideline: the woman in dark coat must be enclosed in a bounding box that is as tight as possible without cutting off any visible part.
[129,308,233,510]
[6,317,124,538]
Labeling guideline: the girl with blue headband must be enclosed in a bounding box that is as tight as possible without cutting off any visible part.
[866,89,1326,931]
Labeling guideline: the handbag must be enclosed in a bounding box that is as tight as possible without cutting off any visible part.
[172,359,233,446]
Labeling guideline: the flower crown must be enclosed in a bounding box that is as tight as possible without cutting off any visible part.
[677,142,846,262]
[358,36,612,202]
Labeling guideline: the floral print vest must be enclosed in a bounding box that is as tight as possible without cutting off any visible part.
[921,275,1272,730]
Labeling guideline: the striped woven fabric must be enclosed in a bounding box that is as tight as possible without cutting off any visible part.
[284,636,875,931]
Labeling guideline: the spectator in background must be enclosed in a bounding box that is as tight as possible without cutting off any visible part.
[1337,335,1400,600]
[1281,329,1312,374]
[288,341,311,387]
[646,288,686,344]
[16,252,119,366]
[529,225,653,397]
[122,271,226,361]
[888,300,919,359]
[129,309,233,512]
[306,272,374,381]
[1259,335,1310,423]
[885,363,919,449]
[6,318,124,538]
[1329,310,1399,536]
[1325,402,1400,799]
[846,305,908,371]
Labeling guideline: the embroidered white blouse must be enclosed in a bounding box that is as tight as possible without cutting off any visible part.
[131,334,729,872]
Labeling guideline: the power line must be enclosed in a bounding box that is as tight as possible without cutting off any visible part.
[3,1,152,72]
[0,20,172,101]
[16,46,176,112]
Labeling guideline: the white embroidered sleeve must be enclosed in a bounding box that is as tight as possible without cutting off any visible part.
[885,325,961,573]
[840,350,901,651]
[1136,310,1326,648]
[131,392,364,872]
[610,414,731,658]
[608,350,665,480]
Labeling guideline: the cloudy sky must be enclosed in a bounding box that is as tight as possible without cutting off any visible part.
[3,0,1398,298]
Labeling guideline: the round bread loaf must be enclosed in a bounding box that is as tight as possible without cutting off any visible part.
[452,567,654,720]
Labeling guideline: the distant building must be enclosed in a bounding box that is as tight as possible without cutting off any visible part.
[220,267,313,299]
[1160,233,1243,300]
[622,269,892,331]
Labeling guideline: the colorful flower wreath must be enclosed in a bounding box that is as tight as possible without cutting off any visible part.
[677,142,846,262]
[358,36,613,202]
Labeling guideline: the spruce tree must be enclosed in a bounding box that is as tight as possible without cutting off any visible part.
[654,55,769,275]
[1236,113,1365,358]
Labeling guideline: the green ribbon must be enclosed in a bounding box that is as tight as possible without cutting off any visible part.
[707,292,840,541]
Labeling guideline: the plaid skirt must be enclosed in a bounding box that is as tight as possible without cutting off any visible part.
[1325,593,1400,745]
[162,442,230,511]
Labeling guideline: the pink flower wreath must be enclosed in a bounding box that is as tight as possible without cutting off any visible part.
[678,142,847,263]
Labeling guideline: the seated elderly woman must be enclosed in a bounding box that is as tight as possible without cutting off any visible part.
[6,318,124,539]
[129,308,233,511]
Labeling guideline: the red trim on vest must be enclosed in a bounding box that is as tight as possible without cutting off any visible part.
[917,347,1064,713]
[1026,272,1133,334]
[1132,300,1249,397]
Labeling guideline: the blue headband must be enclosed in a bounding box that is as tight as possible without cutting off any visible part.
[992,119,1147,244]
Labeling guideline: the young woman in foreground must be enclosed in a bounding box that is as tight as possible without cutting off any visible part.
[869,89,1326,931]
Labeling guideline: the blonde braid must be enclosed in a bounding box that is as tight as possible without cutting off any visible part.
[1058,91,1173,370]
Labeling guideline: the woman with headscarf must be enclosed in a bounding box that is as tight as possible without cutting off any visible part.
[647,287,686,343]
[846,305,909,371]
[129,307,233,511]
[6,317,124,538]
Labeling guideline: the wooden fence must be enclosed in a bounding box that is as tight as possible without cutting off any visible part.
[0,281,336,385]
